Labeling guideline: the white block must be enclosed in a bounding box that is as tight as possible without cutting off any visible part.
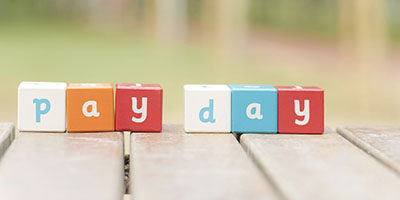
[184,85,231,132]
[18,82,67,132]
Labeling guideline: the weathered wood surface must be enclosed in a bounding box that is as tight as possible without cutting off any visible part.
[0,123,15,158]
[0,132,124,200]
[130,124,280,200]
[241,128,400,200]
[337,126,400,175]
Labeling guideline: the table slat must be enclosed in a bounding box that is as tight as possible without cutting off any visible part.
[0,123,15,158]
[130,124,281,200]
[338,126,400,175]
[241,129,400,200]
[0,132,124,200]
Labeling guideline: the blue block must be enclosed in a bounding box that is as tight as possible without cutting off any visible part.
[230,85,277,133]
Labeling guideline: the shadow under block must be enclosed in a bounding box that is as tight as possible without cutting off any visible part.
[67,83,115,132]
[18,82,67,132]
[130,124,280,200]
[115,83,162,132]
[241,129,400,200]
[337,126,400,175]
[0,132,124,200]
[230,85,277,133]
[184,85,231,133]
[0,123,15,158]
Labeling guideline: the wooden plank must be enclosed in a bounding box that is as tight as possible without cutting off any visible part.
[0,123,15,158]
[130,124,281,200]
[337,126,400,175]
[241,129,400,200]
[0,132,124,200]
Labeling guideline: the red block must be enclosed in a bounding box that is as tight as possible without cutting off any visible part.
[275,86,324,134]
[115,83,163,132]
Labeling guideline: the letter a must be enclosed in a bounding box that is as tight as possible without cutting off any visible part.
[246,103,263,119]
[199,99,216,123]
[82,100,100,117]
[294,100,310,126]
[131,97,148,123]
[33,98,51,123]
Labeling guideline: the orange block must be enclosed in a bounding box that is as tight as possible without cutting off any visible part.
[66,83,115,132]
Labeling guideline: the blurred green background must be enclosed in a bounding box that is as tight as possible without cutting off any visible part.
[1,0,400,127]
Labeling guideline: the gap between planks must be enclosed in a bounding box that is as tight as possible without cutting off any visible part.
[124,131,131,196]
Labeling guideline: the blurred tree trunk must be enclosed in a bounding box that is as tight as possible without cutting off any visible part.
[154,0,187,44]
[203,0,249,74]
[87,0,126,27]
[339,0,387,116]
[130,0,154,35]
[339,0,387,65]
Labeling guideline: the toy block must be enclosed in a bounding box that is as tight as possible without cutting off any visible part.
[230,85,277,133]
[184,85,231,133]
[115,83,163,132]
[18,82,67,132]
[275,86,324,134]
[66,83,114,132]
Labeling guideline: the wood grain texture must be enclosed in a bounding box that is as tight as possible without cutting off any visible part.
[337,126,400,175]
[241,128,400,200]
[0,123,15,158]
[0,132,124,200]
[130,124,280,200]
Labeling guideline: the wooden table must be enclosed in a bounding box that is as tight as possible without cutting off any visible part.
[241,128,400,200]
[0,125,124,200]
[337,126,400,175]
[1,123,400,200]
[0,123,15,158]
[130,124,280,200]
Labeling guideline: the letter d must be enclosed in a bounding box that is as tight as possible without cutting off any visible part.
[33,98,51,123]
[199,99,216,123]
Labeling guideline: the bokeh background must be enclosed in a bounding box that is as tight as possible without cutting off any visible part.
[0,0,399,127]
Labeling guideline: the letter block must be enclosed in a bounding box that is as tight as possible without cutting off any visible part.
[230,85,277,133]
[275,86,324,134]
[66,83,114,132]
[18,82,67,132]
[115,83,163,132]
[184,85,231,133]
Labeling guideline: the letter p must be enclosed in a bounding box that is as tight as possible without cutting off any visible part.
[33,98,51,123]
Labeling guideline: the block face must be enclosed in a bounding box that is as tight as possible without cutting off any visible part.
[115,83,163,132]
[184,85,231,132]
[66,83,115,132]
[230,85,277,133]
[18,82,67,132]
[275,86,324,134]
